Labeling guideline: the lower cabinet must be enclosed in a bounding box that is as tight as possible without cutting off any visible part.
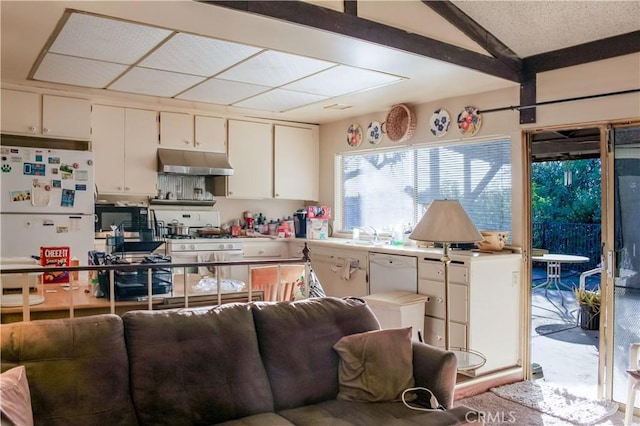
[306,243,368,297]
[418,253,521,376]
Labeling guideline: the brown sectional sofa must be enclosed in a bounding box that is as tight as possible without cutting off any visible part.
[1,297,480,425]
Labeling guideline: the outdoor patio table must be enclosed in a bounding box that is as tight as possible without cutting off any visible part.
[532,254,590,305]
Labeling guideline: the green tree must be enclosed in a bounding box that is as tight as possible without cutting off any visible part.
[532,159,601,223]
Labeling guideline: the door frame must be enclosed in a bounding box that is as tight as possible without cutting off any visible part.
[521,121,616,398]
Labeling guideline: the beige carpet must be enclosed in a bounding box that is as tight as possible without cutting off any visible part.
[455,389,634,425]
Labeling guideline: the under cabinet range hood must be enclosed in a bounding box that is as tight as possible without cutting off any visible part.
[157,149,233,176]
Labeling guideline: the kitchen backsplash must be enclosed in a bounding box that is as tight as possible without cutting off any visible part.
[157,175,209,201]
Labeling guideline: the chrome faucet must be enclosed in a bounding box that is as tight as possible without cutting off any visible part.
[365,226,379,242]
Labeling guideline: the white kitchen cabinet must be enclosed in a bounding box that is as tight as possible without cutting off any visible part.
[1,90,90,140]
[418,253,521,376]
[274,124,319,201]
[1,89,41,135]
[159,113,226,153]
[225,119,272,199]
[195,115,226,153]
[92,105,158,195]
[307,243,368,297]
[159,111,193,149]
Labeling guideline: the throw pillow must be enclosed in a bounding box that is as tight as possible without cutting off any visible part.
[0,366,34,426]
[333,327,414,402]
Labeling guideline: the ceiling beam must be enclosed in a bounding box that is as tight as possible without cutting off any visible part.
[420,0,521,75]
[201,0,521,82]
[524,31,640,73]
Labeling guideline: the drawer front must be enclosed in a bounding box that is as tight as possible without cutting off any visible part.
[418,279,468,323]
[418,260,468,284]
[243,243,288,258]
[423,317,467,349]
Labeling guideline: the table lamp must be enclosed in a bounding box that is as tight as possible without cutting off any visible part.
[409,199,482,351]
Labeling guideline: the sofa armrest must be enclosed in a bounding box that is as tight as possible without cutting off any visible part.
[411,342,458,409]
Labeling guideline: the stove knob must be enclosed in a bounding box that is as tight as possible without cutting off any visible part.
[218,243,226,250]
[189,244,196,250]
[180,244,187,250]
[226,243,234,250]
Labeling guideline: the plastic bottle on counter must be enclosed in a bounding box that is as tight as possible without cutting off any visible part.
[268,220,278,236]
[285,216,295,234]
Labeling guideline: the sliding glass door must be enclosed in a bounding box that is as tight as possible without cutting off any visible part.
[608,125,640,407]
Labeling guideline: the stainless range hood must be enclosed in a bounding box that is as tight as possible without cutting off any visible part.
[157,149,233,176]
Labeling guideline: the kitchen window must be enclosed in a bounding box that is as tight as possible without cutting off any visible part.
[338,138,512,235]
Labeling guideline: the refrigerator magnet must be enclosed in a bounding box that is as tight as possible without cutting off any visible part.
[52,180,61,188]
[10,190,31,202]
[75,170,88,181]
[60,164,73,179]
[75,184,87,191]
[61,189,75,207]
[48,157,61,164]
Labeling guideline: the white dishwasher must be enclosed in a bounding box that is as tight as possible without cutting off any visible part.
[368,252,418,294]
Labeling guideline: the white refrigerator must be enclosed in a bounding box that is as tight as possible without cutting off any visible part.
[1,145,95,267]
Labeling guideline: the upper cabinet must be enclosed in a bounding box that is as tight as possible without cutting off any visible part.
[1,89,91,140]
[159,112,193,149]
[160,112,226,152]
[92,105,158,196]
[217,120,320,200]
[274,124,319,201]
[195,115,226,153]
[226,119,273,199]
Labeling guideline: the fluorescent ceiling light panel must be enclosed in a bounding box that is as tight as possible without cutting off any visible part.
[33,53,128,88]
[109,67,205,97]
[49,13,172,64]
[234,89,328,112]
[140,33,263,77]
[177,78,270,105]
[284,65,403,97]
[217,50,335,87]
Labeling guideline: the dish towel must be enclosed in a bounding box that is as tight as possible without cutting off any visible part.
[196,252,231,277]
[340,258,359,280]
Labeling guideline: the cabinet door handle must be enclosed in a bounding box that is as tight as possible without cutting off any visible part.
[125,187,131,191]
[435,335,443,341]
[184,140,190,145]
[43,127,50,133]
[436,297,444,303]
[29,126,37,132]
[195,141,200,146]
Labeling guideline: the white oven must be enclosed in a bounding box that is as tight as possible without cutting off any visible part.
[152,209,248,293]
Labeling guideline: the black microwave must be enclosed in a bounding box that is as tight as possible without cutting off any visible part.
[94,204,149,233]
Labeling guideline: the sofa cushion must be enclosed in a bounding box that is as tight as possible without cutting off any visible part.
[122,304,273,425]
[0,314,137,426]
[0,366,33,426]
[251,297,380,410]
[278,399,479,425]
[333,327,414,402]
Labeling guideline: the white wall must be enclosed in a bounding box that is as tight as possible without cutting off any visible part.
[317,53,640,247]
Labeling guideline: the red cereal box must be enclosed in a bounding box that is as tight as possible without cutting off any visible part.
[40,246,71,283]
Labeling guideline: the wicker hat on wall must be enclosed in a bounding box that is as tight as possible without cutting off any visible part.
[383,104,417,143]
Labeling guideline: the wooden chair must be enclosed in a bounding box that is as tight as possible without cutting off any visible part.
[250,265,305,302]
[625,342,640,426]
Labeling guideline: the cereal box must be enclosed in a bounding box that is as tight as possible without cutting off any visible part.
[306,206,331,219]
[40,246,71,283]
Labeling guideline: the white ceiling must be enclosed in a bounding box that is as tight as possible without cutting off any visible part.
[1,1,637,125]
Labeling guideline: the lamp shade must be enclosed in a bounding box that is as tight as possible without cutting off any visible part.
[409,199,482,243]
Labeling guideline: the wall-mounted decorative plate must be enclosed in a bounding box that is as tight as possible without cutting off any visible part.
[366,121,383,145]
[457,106,482,136]
[429,108,450,137]
[347,123,363,147]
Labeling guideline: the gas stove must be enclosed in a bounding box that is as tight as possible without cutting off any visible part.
[166,239,243,252]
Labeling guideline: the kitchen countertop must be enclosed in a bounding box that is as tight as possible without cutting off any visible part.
[291,237,522,262]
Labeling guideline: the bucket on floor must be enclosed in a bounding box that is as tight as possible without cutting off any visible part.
[578,305,600,330]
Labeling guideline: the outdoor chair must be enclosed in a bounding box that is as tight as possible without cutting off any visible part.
[624,342,640,426]
[579,266,602,291]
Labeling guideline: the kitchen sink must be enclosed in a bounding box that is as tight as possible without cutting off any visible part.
[344,240,389,247]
